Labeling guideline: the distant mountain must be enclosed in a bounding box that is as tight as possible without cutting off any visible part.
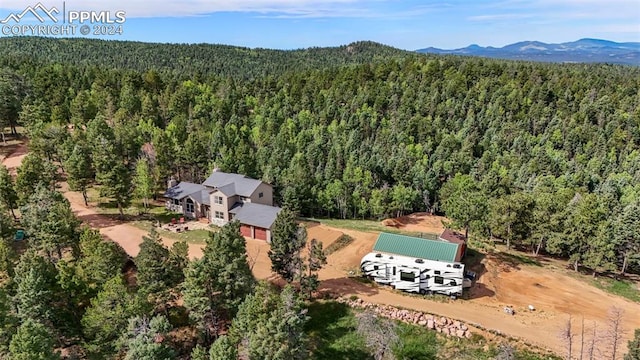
[416,39,640,65]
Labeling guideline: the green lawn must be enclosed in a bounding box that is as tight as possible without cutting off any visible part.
[303,217,438,239]
[129,219,213,244]
[88,188,214,244]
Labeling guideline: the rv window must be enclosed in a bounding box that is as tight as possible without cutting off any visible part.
[434,276,444,284]
[393,267,396,275]
[450,280,457,286]
[453,264,462,269]
[400,271,415,282]
[415,259,424,264]
[373,265,379,270]
[434,270,440,275]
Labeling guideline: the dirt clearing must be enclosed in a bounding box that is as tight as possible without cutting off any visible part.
[381,212,447,234]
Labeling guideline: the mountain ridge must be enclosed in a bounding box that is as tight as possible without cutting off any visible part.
[416,38,640,65]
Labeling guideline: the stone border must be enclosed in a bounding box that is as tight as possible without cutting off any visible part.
[336,297,473,338]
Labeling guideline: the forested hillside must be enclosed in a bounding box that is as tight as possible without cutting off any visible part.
[0,37,413,79]
[1,38,640,275]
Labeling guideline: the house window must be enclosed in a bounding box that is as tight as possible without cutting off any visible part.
[214,211,225,219]
[186,199,194,213]
[173,199,180,206]
[214,196,223,205]
[400,271,415,282]
[258,192,263,198]
[434,276,444,284]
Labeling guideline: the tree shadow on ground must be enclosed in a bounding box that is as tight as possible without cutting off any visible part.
[305,301,371,360]
[76,212,126,229]
[318,277,380,298]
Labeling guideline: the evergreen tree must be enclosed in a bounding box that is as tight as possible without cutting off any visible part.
[232,285,308,360]
[77,228,128,295]
[135,228,177,313]
[0,165,17,218]
[19,185,80,260]
[209,335,237,360]
[612,201,640,274]
[0,287,18,353]
[64,141,94,206]
[12,250,58,325]
[82,276,146,357]
[300,238,327,300]
[183,221,254,341]
[488,192,535,249]
[439,174,488,239]
[118,315,175,360]
[625,329,640,360]
[9,318,60,360]
[269,209,306,283]
[14,153,57,204]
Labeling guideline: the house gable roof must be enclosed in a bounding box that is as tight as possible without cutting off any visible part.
[203,171,264,197]
[372,232,460,263]
[229,203,281,229]
[164,182,206,200]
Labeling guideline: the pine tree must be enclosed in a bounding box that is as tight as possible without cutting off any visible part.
[77,227,128,295]
[209,335,237,360]
[9,318,60,360]
[183,221,254,342]
[135,228,176,313]
[82,276,146,358]
[439,174,488,239]
[118,315,175,360]
[64,141,94,207]
[0,165,17,218]
[231,284,308,360]
[625,329,640,360]
[12,250,58,325]
[300,238,327,300]
[19,185,80,260]
[91,124,132,218]
[269,209,306,283]
[0,286,18,353]
[612,201,640,275]
[14,153,57,204]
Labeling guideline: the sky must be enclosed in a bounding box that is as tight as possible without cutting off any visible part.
[0,0,639,50]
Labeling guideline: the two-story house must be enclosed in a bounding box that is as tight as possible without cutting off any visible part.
[164,169,282,242]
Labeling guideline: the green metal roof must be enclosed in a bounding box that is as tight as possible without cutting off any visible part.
[372,232,459,262]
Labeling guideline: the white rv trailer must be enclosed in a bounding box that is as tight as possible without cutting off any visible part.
[360,252,465,298]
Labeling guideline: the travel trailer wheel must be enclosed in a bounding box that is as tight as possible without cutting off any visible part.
[450,294,458,300]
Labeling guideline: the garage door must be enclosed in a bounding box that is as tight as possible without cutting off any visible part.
[254,227,267,241]
[240,225,252,238]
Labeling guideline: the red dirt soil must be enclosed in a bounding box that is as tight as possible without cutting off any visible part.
[5,145,640,358]
[382,212,447,234]
[0,142,28,176]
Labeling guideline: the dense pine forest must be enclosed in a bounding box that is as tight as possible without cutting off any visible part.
[0,37,639,359]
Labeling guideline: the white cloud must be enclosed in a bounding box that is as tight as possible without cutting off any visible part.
[0,0,382,18]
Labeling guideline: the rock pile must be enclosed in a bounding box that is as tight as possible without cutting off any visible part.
[336,297,473,339]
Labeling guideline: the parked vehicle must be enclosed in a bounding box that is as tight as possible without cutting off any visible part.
[361,252,465,299]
